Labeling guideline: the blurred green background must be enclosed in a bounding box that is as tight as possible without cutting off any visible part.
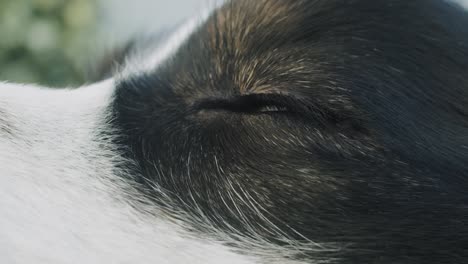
[0,0,97,87]
[0,0,206,87]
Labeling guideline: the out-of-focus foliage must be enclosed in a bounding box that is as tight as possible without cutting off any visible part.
[0,0,97,87]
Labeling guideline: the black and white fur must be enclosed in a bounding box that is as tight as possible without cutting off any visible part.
[2,1,468,263]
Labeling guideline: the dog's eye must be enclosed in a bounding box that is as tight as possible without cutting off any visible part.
[195,94,298,115]
[256,105,290,113]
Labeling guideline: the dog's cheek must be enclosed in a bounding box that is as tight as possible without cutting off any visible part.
[0,82,267,264]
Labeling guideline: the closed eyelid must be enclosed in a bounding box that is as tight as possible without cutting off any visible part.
[191,93,307,114]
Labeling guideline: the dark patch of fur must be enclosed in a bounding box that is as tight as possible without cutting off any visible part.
[0,108,14,136]
[113,0,468,263]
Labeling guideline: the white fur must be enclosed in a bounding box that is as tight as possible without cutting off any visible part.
[0,6,251,262]
[0,80,311,263]
[0,80,265,264]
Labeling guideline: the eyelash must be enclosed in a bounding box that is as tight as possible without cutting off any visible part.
[257,105,290,113]
[194,94,301,115]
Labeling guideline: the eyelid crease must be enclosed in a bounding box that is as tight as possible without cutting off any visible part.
[192,93,309,115]
[191,93,357,130]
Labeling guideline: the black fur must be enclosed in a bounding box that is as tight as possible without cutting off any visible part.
[113,0,468,263]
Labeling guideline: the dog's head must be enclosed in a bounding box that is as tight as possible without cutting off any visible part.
[1,0,468,263]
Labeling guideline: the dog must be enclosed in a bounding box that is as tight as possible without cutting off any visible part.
[1,0,468,263]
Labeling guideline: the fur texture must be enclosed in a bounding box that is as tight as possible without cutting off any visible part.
[1,1,468,263]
